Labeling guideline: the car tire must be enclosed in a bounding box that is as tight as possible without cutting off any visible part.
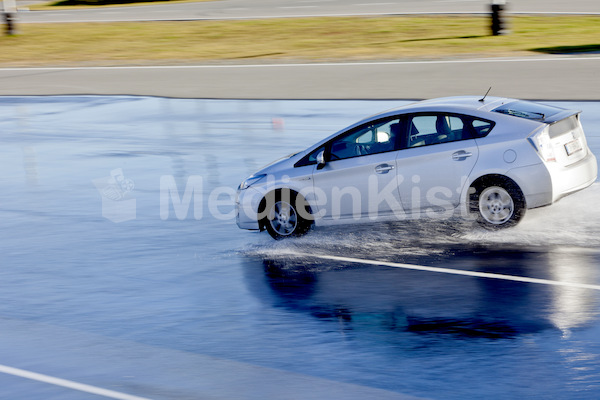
[472,181,525,229]
[262,191,312,240]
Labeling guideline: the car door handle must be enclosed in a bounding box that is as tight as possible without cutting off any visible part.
[452,150,473,161]
[375,164,395,174]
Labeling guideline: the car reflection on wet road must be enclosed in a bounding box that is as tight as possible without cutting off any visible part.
[0,96,599,399]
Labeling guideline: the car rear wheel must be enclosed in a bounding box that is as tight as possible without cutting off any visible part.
[262,191,312,240]
[473,183,525,229]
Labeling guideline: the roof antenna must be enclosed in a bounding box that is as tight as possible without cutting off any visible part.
[479,87,492,102]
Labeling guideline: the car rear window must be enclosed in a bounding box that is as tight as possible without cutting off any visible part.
[492,101,563,121]
[548,115,579,138]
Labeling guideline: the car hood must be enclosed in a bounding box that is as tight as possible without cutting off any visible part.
[254,150,305,175]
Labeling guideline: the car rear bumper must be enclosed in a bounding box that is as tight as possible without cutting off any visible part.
[548,150,598,202]
[506,150,597,209]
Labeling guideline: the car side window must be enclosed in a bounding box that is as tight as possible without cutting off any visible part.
[306,146,325,164]
[404,114,469,149]
[471,119,494,137]
[329,118,401,161]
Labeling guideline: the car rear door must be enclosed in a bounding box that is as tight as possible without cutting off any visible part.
[395,113,480,213]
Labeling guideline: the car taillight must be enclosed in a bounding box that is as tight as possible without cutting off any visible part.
[529,127,556,162]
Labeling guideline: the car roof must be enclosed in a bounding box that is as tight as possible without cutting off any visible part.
[345,96,511,130]
[377,96,512,117]
[408,96,510,111]
[360,96,576,125]
[299,96,575,159]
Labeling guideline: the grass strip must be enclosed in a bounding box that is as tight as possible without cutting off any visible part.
[0,16,598,67]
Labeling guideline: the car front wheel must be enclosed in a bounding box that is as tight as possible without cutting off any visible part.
[262,192,312,239]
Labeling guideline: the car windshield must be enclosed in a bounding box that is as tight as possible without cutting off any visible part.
[492,101,563,121]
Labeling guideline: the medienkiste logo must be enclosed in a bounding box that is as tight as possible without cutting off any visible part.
[93,168,136,223]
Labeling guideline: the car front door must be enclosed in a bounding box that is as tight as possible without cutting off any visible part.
[312,117,404,221]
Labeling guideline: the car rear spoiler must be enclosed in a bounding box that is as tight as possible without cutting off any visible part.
[544,110,581,124]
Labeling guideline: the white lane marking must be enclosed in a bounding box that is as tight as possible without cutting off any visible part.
[0,56,598,72]
[291,253,600,291]
[0,364,151,400]
[278,6,319,9]
[18,11,600,24]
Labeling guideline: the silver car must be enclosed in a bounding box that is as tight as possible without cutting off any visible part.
[236,96,597,239]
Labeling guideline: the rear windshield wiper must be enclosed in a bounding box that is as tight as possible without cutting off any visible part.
[495,109,545,120]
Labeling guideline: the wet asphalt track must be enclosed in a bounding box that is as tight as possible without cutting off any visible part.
[1,96,600,399]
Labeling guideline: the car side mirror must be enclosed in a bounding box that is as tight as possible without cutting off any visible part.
[316,150,326,170]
